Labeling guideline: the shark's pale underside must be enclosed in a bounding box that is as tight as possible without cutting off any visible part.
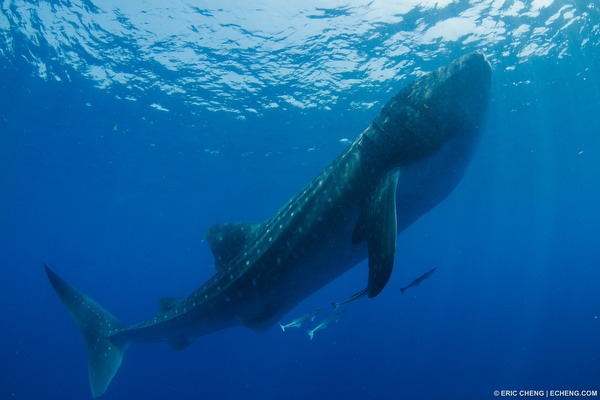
[45,52,491,397]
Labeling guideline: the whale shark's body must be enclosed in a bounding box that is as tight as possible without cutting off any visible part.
[45,52,491,397]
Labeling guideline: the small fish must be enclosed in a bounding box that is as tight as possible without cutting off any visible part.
[399,267,437,294]
[307,311,346,340]
[331,288,368,310]
[279,308,322,332]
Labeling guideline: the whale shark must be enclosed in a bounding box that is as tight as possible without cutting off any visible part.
[45,52,491,397]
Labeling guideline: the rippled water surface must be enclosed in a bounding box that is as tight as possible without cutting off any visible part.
[1,1,599,399]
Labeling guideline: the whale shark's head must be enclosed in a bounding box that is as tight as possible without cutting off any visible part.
[365,52,492,166]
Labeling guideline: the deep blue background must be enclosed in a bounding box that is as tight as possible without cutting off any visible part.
[1,2,599,399]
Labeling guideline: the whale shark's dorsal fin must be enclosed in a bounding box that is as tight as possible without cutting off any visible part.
[206,222,263,270]
[352,171,400,298]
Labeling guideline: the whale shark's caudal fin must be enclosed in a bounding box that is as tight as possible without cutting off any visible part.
[44,264,129,398]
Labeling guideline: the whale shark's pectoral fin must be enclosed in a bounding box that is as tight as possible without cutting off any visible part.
[206,222,263,270]
[352,170,399,298]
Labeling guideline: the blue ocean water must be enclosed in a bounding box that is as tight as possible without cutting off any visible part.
[1,1,599,399]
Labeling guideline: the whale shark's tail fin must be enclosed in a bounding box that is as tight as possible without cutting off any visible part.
[44,264,129,398]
